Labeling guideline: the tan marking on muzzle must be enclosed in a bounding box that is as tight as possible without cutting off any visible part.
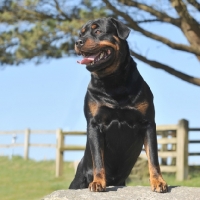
[99,41,118,50]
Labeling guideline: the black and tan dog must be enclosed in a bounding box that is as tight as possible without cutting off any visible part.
[69,17,168,193]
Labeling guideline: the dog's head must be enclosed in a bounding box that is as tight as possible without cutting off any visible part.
[75,17,130,77]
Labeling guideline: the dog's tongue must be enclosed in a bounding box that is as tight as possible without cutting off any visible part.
[77,54,97,64]
[77,57,94,64]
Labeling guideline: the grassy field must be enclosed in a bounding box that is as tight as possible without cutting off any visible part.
[0,156,200,200]
[127,166,200,187]
[0,156,74,200]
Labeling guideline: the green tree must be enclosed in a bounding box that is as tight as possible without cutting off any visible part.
[0,0,107,64]
[0,0,200,86]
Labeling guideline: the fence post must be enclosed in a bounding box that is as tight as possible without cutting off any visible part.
[171,131,176,166]
[176,119,188,181]
[56,129,64,177]
[161,131,168,165]
[24,129,30,160]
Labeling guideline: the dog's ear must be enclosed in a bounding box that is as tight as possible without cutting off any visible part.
[109,17,130,40]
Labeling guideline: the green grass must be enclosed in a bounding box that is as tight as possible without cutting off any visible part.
[127,172,200,187]
[127,165,200,187]
[0,156,74,200]
[0,156,200,200]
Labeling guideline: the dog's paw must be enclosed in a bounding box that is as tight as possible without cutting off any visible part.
[150,177,168,193]
[89,181,106,192]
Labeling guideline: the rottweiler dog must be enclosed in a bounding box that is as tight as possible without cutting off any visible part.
[69,17,168,193]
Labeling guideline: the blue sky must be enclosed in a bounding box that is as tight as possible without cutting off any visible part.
[0,23,200,164]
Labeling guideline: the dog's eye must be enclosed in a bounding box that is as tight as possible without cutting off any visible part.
[95,30,101,34]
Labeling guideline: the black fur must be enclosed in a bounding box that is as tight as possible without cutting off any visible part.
[69,17,168,193]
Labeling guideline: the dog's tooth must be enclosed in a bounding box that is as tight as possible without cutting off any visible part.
[100,52,104,59]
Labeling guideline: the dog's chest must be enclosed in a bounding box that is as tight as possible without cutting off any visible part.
[104,118,142,144]
[94,105,145,128]
[94,106,145,149]
[103,118,144,173]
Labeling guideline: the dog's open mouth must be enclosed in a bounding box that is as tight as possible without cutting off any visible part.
[77,48,111,65]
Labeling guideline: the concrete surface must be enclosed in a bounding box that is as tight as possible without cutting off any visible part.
[42,186,200,200]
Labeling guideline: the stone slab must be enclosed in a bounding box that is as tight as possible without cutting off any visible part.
[42,186,200,200]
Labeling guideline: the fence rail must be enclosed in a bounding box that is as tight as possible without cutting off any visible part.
[55,119,200,180]
[0,129,56,160]
[0,130,55,134]
[0,119,199,181]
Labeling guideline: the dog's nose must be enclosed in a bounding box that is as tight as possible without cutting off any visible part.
[75,39,84,48]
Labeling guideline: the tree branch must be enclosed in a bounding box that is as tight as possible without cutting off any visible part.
[53,0,70,20]
[170,0,200,60]
[170,0,200,33]
[130,50,200,86]
[0,1,73,24]
[118,0,181,26]
[135,19,168,23]
[187,0,200,11]
[103,0,200,56]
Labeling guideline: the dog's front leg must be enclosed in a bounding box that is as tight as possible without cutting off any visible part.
[144,122,168,193]
[88,120,106,192]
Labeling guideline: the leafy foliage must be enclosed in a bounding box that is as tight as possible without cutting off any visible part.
[0,0,107,65]
[0,0,200,86]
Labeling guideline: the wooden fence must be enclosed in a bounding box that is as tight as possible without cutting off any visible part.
[0,129,56,159]
[55,119,200,181]
[0,119,199,181]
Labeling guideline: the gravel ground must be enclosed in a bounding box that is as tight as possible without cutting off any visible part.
[42,186,200,200]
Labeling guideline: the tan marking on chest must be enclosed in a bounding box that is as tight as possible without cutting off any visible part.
[88,102,99,116]
[135,101,149,115]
